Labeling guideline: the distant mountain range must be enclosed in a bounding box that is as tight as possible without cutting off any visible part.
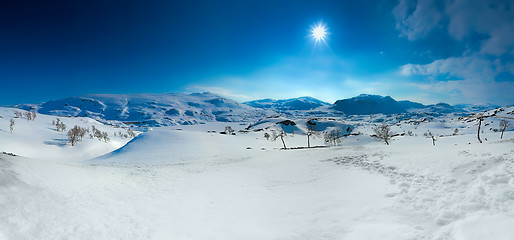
[12,92,272,126]
[8,92,501,127]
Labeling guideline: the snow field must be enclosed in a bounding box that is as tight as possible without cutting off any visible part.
[0,107,513,239]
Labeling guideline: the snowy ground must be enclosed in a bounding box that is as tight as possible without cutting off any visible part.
[1,107,514,239]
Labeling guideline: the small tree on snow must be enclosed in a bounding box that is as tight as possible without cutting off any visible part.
[477,116,484,143]
[9,119,14,134]
[424,130,437,146]
[306,120,320,148]
[25,111,32,121]
[373,124,393,145]
[67,125,87,146]
[68,126,81,146]
[225,126,235,135]
[324,129,342,146]
[271,130,287,149]
[127,128,136,138]
[499,120,509,139]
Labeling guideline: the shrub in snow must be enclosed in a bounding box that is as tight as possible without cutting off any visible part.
[372,124,394,145]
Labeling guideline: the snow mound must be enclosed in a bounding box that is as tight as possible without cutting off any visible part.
[94,128,258,165]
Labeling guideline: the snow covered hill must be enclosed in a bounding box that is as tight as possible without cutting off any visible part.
[13,92,272,127]
[244,97,330,111]
[333,94,421,115]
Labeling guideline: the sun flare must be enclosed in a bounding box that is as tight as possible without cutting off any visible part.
[311,22,327,42]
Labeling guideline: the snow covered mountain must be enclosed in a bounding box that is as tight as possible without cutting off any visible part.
[13,92,272,127]
[333,94,416,115]
[244,96,330,111]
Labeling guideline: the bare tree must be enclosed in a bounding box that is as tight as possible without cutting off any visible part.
[57,121,66,132]
[9,119,14,134]
[306,120,320,148]
[324,129,342,146]
[424,130,437,146]
[373,124,394,145]
[102,132,110,143]
[31,111,37,120]
[25,111,32,121]
[271,130,287,149]
[127,128,136,138]
[224,126,235,135]
[68,126,81,146]
[13,111,22,118]
[477,116,483,143]
[500,119,509,139]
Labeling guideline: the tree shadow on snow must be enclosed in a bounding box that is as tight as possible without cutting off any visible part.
[44,138,68,147]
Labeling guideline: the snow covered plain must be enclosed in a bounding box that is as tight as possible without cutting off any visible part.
[1,107,514,239]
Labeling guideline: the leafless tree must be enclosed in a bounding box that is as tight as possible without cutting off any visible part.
[500,119,509,139]
[324,129,342,145]
[9,119,14,134]
[31,111,37,120]
[424,130,437,146]
[102,132,110,143]
[13,111,22,118]
[68,126,83,146]
[264,132,270,140]
[271,130,287,149]
[55,119,66,132]
[477,116,483,143]
[225,126,235,135]
[306,120,320,148]
[25,111,32,121]
[373,124,393,145]
[127,128,136,138]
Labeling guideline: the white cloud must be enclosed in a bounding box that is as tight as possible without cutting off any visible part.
[394,0,514,56]
[401,55,514,104]
[393,0,443,40]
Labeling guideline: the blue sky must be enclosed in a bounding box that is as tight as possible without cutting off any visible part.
[1,0,513,105]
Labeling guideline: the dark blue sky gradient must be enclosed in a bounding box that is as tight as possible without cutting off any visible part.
[1,0,513,105]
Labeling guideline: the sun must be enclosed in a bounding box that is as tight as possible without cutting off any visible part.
[311,22,327,42]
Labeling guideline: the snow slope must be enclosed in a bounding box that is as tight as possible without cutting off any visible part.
[1,104,514,240]
[0,107,134,161]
